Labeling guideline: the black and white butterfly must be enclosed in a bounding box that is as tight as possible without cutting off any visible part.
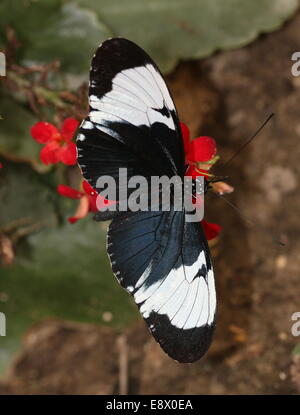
[76,38,216,363]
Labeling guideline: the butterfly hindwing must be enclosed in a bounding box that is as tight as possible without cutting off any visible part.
[107,209,216,363]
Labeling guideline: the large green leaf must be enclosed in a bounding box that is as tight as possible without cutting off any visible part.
[1,0,297,75]
[78,0,299,73]
[0,219,138,373]
[0,0,111,74]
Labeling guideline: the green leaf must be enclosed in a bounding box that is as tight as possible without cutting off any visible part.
[26,3,111,73]
[0,97,40,164]
[0,0,111,74]
[0,219,138,373]
[0,158,59,227]
[78,0,299,73]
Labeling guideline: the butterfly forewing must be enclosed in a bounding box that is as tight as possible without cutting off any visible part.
[77,37,185,194]
[76,38,216,362]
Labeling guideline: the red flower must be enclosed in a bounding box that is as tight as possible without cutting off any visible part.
[31,118,79,165]
[187,136,217,163]
[201,220,221,241]
[180,122,217,167]
[57,180,116,224]
[181,122,221,241]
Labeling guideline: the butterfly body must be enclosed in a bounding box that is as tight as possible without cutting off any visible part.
[77,38,216,363]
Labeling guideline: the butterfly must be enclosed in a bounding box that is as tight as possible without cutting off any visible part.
[76,38,216,363]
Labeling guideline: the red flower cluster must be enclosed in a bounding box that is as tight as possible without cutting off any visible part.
[181,122,221,241]
[31,118,79,165]
[57,180,115,224]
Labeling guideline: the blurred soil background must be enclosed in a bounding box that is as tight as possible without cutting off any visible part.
[1,3,300,395]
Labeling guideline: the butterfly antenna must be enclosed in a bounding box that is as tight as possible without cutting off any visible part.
[223,113,275,167]
[213,192,285,247]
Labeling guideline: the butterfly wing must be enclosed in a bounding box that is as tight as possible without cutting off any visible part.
[76,38,216,362]
[108,209,216,363]
[77,37,185,198]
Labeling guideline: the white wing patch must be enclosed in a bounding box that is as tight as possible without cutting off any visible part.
[89,100,149,127]
[77,133,86,141]
[134,66,164,107]
[172,278,199,329]
[81,120,94,130]
[138,267,185,318]
[101,90,148,112]
[207,269,216,325]
[135,250,216,329]
[87,64,176,137]
[146,64,175,110]
[135,260,154,291]
[147,108,174,130]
